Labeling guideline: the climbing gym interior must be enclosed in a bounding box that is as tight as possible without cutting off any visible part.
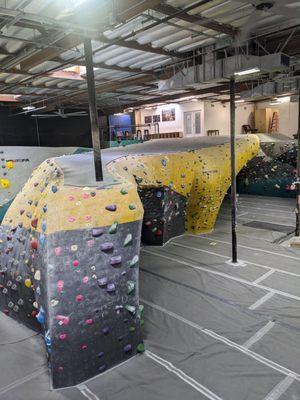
[0,1,300,400]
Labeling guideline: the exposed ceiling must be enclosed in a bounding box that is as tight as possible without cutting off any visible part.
[0,0,299,114]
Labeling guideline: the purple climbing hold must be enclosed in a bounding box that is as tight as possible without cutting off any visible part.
[92,228,103,237]
[102,327,109,335]
[105,204,117,212]
[123,344,132,353]
[110,255,122,266]
[98,277,108,287]
[107,283,116,293]
[100,242,114,252]
[98,364,106,373]
[98,352,104,358]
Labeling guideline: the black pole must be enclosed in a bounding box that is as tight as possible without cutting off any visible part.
[296,89,300,236]
[230,77,238,262]
[84,38,103,182]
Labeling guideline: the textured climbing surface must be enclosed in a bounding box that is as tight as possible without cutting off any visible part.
[0,147,90,222]
[0,135,259,388]
[237,134,297,198]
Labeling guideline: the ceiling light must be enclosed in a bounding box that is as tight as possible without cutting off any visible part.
[234,67,260,76]
[235,99,245,104]
[22,105,36,111]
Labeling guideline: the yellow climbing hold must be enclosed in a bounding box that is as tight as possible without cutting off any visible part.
[6,161,14,169]
[0,178,10,189]
[25,278,32,288]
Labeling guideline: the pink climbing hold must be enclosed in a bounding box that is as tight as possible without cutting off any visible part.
[72,260,79,267]
[83,276,89,284]
[82,192,89,199]
[57,280,64,293]
[81,344,88,350]
[54,247,62,256]
[59,333,67,340]
[86,319,93,325]
[76,294,84,302]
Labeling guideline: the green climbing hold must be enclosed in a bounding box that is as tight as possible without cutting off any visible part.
[128,203,136,210]
[138,304,144,318]
[140,319,145,327]
[125,304,136,314]
[120,188,128,195]
[109,221,118,234]
[137,343,145,353]
[129,326,136,333]
[124,233,132,247]
[128,254,139,268]
[127,280,135,295]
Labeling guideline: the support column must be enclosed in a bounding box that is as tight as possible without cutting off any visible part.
[230,77,238,262]
[296,89,300,236]
[84,38,103,182]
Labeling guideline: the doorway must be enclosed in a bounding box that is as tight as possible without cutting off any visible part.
[184,111,202,136]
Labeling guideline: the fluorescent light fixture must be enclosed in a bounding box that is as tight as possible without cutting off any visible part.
[191,98,198,102]
[22,105,35,111]
[235,99,245,104]
[114,112,124,116]
[277,96,290,103]
[234,67,260,76]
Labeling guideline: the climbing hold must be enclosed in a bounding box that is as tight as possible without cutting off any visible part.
[51,185,57,193]
[76,294,84,302]
[6,161,14,169]
[72,260,79,267]
[125,304,136,314]
[24,278,32,288]
[100,242,114,252]
[107,283,116,293]
[57,280,64,293]
[92,228,104,237]
[137,343,145,353]
[0,178,10,189]
[54,247,62,256]
[128,203,136,210]
[98,277,108,287]
[105,204,117,212]
[34,270,41,281]
[127,281,135,295]
[31,217,38,229]
[123,233,132,247]
[123,344,132,353]
[109,221,118,234]
[128,255,139,268]
[110,255,122,266]
[59,333,67,340]
[120,188,128,195]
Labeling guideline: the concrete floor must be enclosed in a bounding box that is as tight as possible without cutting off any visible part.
[1,194,300,400]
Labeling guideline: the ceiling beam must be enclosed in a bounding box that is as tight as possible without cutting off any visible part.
[98,34,185,59]
[152,3,237,36]
[116,0,161,22]
[20,33,82,71]
[53,58,147,75]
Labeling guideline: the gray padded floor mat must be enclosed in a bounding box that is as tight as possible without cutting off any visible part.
[1,194,300,400]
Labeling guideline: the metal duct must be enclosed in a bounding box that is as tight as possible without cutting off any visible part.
[159,53,290,91]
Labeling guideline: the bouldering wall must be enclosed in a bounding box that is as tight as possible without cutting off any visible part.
[237,134,297,198]
[107,135,260,238]
[0,146,90,222]
[0,158,144,388]
[0,135,259,388]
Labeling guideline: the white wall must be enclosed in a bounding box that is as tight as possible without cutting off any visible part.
[255,100,298,138]
[204,101,255,135]
[136,100,255,137]
[136,101,205,135]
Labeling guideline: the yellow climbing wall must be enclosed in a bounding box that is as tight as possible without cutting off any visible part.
[107,136,260,233]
